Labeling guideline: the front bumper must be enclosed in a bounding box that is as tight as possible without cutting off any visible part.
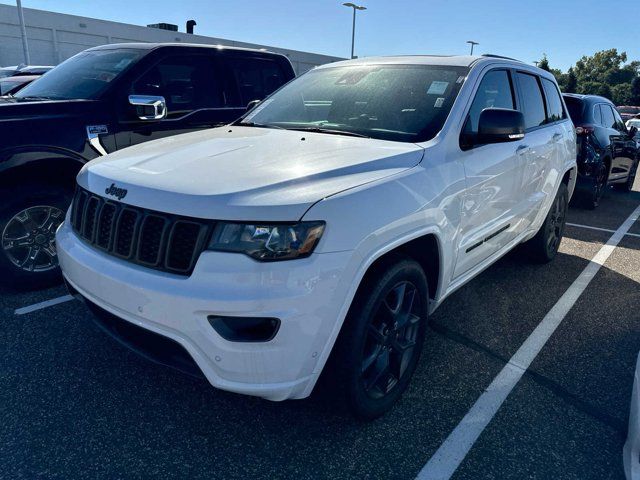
[57,220,353,401]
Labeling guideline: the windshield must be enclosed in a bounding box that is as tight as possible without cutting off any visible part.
[15,49,143,100]
[239,64,468,143]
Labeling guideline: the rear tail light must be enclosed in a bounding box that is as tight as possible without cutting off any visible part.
[575,125,594,135]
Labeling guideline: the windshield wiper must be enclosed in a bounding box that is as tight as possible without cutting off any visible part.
[237,121,284,130]
[286,127,370,138]
[16,95,55,101]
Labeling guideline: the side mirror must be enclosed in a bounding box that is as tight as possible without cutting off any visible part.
[128,95,167,121]
[629,125,638,139]
[246,99,261,112]
[476,108,525,145]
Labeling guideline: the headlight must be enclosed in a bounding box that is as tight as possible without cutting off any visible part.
[207,221,325,261]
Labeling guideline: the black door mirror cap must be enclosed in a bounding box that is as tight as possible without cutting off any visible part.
[628,125,638,138]
[476,108,526,145]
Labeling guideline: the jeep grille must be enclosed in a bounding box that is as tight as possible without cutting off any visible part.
[70,187,212,276]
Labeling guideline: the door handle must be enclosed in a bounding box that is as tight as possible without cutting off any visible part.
[552,133,562,141]
[516,144,530,154]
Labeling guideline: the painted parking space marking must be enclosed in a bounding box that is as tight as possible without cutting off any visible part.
[417,205,640,480]
[14,295,74,316]
[567,222,640,238]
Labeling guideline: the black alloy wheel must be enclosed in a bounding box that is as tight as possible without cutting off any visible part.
[524,182,569,264]
[544,187,567,259]
[1,205,64,273]
[322,255,429,420]
[0,183,72,289]
[361,280,422,399]
[588,162,608,209]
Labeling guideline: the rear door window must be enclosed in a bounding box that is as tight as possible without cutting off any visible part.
[516,72,546,130]
[132,55,223,118]
[593,104,602,125]
[465,69,515,135]
[223,57,288,107]
[600,104,616,129]
[541,78,564,123]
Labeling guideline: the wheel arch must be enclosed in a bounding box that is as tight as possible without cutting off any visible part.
[0,154,84,191]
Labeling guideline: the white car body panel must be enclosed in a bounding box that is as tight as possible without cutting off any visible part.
[58,55,577,401]
[81,126,424,221]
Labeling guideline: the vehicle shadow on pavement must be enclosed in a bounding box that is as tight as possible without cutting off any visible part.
[0,224,638,479]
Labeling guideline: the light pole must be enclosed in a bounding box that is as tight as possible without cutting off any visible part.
[16,0,31,64]
[466,40,479,56]
[343,2,366,59]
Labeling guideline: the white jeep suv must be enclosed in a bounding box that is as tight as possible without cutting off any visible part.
[57,55,576,419]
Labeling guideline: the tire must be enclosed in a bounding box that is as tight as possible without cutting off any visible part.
[583,161,608,209]
[323,254,429,420]
[524,182,569,264]
[0,183,73,290]
[613,161,638,192]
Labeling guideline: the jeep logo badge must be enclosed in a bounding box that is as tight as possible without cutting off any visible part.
[105,183,128,200]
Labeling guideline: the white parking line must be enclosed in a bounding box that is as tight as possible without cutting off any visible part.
[567,222,640,239]
[14,295,74,316]
[417,204,640,480]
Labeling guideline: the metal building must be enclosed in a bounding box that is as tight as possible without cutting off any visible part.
[0,4,343,74]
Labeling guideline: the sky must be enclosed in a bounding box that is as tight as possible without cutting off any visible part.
[2,0,637,72]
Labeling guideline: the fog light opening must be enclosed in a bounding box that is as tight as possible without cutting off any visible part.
[208,316,280,343]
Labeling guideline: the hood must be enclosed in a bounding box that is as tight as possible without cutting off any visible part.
[0,97,97,113]
[80,126,424,221]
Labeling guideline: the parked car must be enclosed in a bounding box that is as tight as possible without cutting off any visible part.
[563,94,639,208]
[0,43,295,288]
[626,115,640,134]
[57,55,577,419]
[617,105,640,122]
[0,74,39,96]
[0,65,53,78]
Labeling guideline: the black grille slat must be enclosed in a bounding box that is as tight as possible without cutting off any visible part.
[96,203,118,250]
[70,187,210,276]
[137,215,168,265]
[82,197,100,241]
[114,209,140,258]
[166,221,205,272]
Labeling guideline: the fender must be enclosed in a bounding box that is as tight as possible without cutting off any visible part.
[0,145,88,175]
[303,225,446,397]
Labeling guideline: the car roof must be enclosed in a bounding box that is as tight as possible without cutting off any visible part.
[88,42,288,59]
[562,93,612,104]
[313,54,555,77]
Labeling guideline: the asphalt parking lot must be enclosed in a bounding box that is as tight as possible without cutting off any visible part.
[1,183,639,480]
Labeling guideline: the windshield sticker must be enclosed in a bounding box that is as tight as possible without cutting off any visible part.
[243,98,274,121]
[427,81,449,95]
[434,97,445,108]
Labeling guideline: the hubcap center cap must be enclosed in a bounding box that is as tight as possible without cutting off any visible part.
[35,233,48,245]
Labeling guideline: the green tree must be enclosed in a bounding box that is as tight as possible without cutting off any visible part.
[578,81,612,100]
[538,54,550,72]
[630,77,640,105]
[574,49,628,85]
[564,68,578,93]
[612,83,632,105]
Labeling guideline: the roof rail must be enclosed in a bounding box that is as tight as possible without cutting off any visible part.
[480,54,522,63]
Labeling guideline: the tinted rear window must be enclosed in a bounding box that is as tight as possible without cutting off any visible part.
[563,97,584,123]
[541,78,564,122]
[516,72,546,129]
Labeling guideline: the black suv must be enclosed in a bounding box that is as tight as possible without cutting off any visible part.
[563,94,639,208]
[0,43,295,288]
